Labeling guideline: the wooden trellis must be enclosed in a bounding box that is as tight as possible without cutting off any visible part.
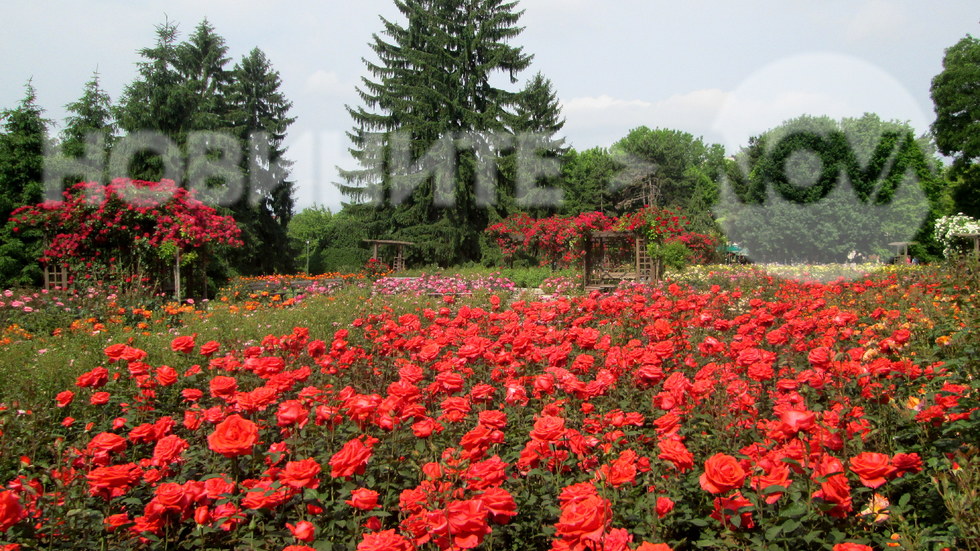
[363,239,415,272]
[42,263,70,290]
[582,231,657,291]
[951,233,980,256]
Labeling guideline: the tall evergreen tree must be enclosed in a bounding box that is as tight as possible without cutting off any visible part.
[501,72,567,216]
[114,19,188,181]
[227,47,296,274]
[339,0,532,266]
[62,71,115,158]
[177,19,233,133]
[0,82,49,286]
[55,71,116,186]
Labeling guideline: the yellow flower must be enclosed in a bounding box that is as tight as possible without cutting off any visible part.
[860,493,890,523]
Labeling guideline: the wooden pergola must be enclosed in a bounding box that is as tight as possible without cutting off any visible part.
[950,233,980,256]
[888,241,915,264]
[582,231,656,291]
[363,239,415,272]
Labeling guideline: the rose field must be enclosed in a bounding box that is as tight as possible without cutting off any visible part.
[0,264,978,551]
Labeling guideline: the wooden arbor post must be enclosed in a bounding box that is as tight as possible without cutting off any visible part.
[362,239,415,272]
[951,233,980,257]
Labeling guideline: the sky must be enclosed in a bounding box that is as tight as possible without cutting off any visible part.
[2,1,978,211]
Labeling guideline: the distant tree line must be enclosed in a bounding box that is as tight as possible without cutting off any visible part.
[4,3,979,284]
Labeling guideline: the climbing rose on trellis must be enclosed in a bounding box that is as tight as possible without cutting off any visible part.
[485,208,716,267]
[10,179,242,287]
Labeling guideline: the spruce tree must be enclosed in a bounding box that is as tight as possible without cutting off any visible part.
[114,19,188,181]
[56,71,116,186]
[177,19,233,133]
[0,82,49,286]
[227,47,296,274]
[502,71,567,216]
[340,0,532,266]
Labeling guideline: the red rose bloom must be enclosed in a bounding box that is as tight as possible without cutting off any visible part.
[833,544,873,551]
[209,376,238,399]
[199,340,220,356]
[356,529,414,551]
[699,453,747,494]
[55,390,74,407]
[658,439,694,472]
[711,491,754,530]
[345,488,380,510]
[530,415,566,442]
[152,434,189,466]
[555,494,611,547]
[279,458,322,490]
[329,436,377,478]
[849,452,897,488]
[287,520,316,543]
[207,414,259,457]
[0,491,24,533]
[171,334,196,353]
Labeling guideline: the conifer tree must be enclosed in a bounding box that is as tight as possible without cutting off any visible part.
[340,0,532,265]
[227,47,296,274]
[0,82,49,286]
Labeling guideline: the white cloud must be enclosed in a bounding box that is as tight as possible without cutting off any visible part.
[559,89,729,148]
[302,70,351,97]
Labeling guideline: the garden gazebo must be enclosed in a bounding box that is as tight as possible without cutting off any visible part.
[582,231,656,291]
[363,239,415,272]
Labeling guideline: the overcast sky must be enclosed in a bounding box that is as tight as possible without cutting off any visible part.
[2,1,977,210]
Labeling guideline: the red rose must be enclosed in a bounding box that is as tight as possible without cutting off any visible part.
[0,491,24,533]
[356,529,414,551]
[699,453,746,494]
[286,520,316,543]
[555,494,611,546]
[89,391,110,405]
[711,491,754,530]
[209,376,238,399]
[86,463,143,500]
[849,452,896,488]
[151,435,189,466]
[477,487,517,524]
[276,400,310,428]
[279,458,322,490]
[411,417,443,438]
[658,439,694,472]
[655,496,675,518]
[199,340,220,356]
[171,334,196,353]
[833,544,873,551]
[530,415,566,442]
[55,390,74,407]
[808,346,832,368]
[345,488,380,510]
[435,499,491,550]
[892,452,922,476]
[207,414,259,458]
[636,544,673,551]
[329,436,377,478]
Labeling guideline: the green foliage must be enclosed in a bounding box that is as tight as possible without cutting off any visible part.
[338,0,538,266]
[609,126,724,216]
[0,82,48,287]
[718,114,949,263]
[932,34,980,219]
[559,147,619,215]
[648,239,692,272]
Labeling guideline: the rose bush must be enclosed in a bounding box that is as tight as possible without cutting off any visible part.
[0,266,973,550]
